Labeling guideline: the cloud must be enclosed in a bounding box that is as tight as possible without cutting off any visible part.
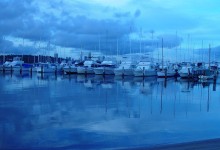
[114,12,131,18]
[0,0,220,56]
[157,34,183,48]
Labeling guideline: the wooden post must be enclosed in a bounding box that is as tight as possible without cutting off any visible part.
[3,65,5,73]
[10,65,13,73]
[103,67,105,76]
[122,66,124,77]
[188,68,190,78]
[55,66,57,75]
[41,65,43,74]
[165,69,167,78]
[30,66,32,76]
[20,65,22,75]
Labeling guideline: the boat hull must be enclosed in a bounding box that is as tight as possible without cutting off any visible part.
[134,69,157,77]
[36,67,56,73]
[77,67,94,74]
[94,67,115,75]
[157,71,176,77]
[114,68,134,76]
[63,66,77,74]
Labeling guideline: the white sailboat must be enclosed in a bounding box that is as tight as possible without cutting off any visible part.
[179,63,193,78]
[133,60,157,77]
[63,64,77,74]
[36,62,56,73]
[198,44,216,80]
[4,57,24,72]
[94,58,117,75]
[114,59,136,76]
[157,38,176,78]
[77,60,96,74]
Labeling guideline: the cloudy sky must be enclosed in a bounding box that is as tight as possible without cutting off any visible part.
[0,0,220,58]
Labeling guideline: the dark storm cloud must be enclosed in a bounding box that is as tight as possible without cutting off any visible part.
[50,12,135,53]
[157,34,183,48]
[0,0,138,54]
[0,0,36,35]
[0,0,186,55]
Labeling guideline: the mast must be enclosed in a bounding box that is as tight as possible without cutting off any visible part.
[3,36,5,63]
[99,34,101,54]
[162,38,164,70]
[116,39,119,57]
[139,38,141,54]
[130,26,132,55]
[175,31,177,63]
[209,44,211,69]
[202,40,204,62]
[139,28,142,54]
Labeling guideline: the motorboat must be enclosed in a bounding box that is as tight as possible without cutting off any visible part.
[36,62,56,73]
[157,64,176,78]
[94,58,117,75]
[4,57,24,72]
[114,61,136,76]
[77,60,97,74]
[133,61,157,77]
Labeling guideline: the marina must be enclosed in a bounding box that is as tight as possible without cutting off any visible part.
[1,0,220,149]
[0,52,219,81]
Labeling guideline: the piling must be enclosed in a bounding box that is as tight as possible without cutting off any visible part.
[20,65,22,75]
[55,66,57,75]
[41,65,43,74]
[3,66,5,73]
[188,68,190,79]
[103,67,105,76]
[165,69,167,78]
[122,67,124,78]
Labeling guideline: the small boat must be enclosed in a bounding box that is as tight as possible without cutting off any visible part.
[114,61,136,76]
[0,61,11,71]
[63,60,84,74]
[4,57,24,72]
[198,69,216,80]
[133,61,157,77]
[179,64,193,78]
[157,70,176,77]
[36,62,56,73]
[94,59,117,75]
[156,38,176,78]
[77,60,98,74]
[63,65,77,74]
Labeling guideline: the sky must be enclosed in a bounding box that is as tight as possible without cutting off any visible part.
[0,0,220,59]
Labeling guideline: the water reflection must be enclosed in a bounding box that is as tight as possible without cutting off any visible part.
[0,73,220,149]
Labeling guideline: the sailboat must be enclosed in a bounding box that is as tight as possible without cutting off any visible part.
[198,44,216,80]
[157,38,176,78]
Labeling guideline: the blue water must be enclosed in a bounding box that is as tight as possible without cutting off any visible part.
[1,72,220,149]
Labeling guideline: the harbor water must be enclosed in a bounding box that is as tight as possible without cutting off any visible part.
[1,72,220,149]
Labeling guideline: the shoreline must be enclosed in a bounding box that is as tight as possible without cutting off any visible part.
[126,138,220,150]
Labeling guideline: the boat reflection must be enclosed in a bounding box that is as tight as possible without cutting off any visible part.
[0,73,220,149]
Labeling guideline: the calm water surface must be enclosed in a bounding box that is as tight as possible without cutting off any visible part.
[1,72,220,149]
